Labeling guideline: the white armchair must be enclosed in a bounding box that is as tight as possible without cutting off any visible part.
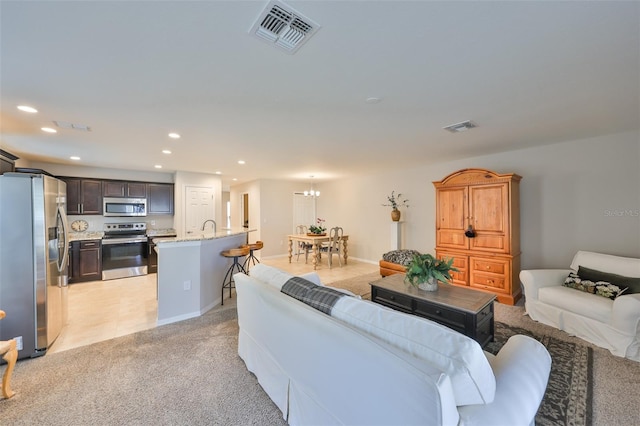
[520,251,640,361]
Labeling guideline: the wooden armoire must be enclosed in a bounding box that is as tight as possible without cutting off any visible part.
[433,168,522,305]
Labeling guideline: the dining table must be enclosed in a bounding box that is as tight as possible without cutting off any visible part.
[287,233,349,270]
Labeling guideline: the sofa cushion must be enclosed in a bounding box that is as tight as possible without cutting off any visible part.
[563,271,628,300]
[539,286,613,323]
[330,296,496,406]
[578,266,640,294]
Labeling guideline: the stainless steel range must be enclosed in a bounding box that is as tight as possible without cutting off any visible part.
[102,222,148,280]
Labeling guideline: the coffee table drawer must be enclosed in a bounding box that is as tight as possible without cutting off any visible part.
[415,300,466,327]
[372,287,413,313]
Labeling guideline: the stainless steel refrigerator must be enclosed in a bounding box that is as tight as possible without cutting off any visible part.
[0,172,69,359]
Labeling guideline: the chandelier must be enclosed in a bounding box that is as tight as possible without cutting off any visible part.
[304,176,320,197]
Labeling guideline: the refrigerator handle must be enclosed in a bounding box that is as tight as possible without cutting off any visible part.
[57,204,69,277]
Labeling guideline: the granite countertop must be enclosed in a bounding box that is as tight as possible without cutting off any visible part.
[68,231,104,242]
[146,228,177,237]
[153,228,255,244]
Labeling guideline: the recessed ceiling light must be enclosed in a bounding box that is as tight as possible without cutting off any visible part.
[162,149,172,154]
[215,171,222,175]
[154,165,162,169]
[70,156,81,161]
[232,178,237,181]
[238,160,245,165]
[168,133,180,139]
[41,127,57,133]
[17,105,38,113]
[365,97,382,104]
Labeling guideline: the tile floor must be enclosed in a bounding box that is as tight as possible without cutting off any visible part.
[48,255,378,354]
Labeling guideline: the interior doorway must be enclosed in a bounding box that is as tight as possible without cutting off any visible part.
[184,185,215,234]
[293,193,315,232]
[241,192,249,228]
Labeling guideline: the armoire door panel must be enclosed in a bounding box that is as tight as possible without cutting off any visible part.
[470,185,507,232]
[436,187,467,231]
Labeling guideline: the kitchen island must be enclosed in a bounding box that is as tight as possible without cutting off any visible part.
[153,228,255,325]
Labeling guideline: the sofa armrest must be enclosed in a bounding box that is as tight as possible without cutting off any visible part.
[520,269,571,301]
[458,335,551,426]
[611,293,640,335]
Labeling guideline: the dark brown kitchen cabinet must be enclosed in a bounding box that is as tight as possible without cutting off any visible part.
[0,149,18,174]
[103,180,147,198]
[62,178,102,215]
[68,240,102,283]
[147,183,174,215]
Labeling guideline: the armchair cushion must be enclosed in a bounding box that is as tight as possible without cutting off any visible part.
[539,286,613,323]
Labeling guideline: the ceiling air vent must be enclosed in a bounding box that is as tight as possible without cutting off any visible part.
[249,0,320,54]
[443,120,478,133]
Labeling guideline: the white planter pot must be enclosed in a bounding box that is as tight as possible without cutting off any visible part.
[418,277,438,292]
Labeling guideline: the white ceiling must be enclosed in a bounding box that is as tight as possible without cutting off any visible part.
[1,1,638,187]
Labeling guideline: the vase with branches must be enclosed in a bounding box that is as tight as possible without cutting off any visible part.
[382,191,409,221]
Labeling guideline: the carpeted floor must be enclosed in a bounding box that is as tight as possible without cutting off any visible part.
[2,273,639,425]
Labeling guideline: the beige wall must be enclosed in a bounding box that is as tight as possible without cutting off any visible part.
[245,130,639,269]
[23,130,640,269]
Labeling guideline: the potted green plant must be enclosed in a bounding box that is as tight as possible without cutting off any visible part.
[382,191,409,221]
[404,253,458,291]
[308,217,327,235]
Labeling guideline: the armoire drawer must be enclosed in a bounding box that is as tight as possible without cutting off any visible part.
[470,272,506,291]
[471,258,506,275]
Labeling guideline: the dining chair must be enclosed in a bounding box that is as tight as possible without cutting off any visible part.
[321,226,343,268]
[295,225,313,263]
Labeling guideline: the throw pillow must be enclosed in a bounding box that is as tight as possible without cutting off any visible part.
[578,266,640,294]
[563,270,627,300]
[382,249,421,266]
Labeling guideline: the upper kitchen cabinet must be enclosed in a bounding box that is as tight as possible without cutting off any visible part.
[147,183,174,215]
[103,180,147,198]
[62,177,102,215]
[0,149,18,174]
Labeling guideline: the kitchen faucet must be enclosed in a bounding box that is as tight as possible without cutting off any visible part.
[201,219,217,233]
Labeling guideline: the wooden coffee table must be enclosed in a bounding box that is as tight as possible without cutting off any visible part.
[370,274,495,348]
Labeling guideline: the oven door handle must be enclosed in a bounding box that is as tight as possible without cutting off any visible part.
[102,238,148,245]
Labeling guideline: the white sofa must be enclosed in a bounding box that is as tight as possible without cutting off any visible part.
[520,251,640,362]
[235,264,551,425]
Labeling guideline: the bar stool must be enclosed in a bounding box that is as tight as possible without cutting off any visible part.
[220,246,250,305]
[242,240,264,271]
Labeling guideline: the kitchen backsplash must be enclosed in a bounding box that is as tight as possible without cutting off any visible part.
[66,214,174,232]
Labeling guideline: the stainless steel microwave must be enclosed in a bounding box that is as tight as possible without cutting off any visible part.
[103,197,147,217]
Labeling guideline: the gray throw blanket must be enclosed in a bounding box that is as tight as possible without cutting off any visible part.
[281,276,348,315]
